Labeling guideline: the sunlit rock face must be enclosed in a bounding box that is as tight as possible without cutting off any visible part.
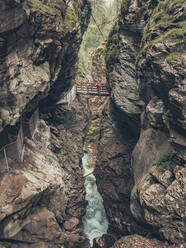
[82,153,108,247]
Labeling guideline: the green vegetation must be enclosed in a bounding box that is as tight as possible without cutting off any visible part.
[105,23,120,65]
[102,97,110,118]
[136,0,185,67]
[153,152,184,172]
[32,0,56,14]
[118,235,130,242]
[166,52,180,63]
[172,0,185,8]
[63,6,77,33]
[87,117,101,137]
[163,26,186,40]
[76,0,117,80]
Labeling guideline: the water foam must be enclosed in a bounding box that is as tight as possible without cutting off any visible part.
[82,153,108,247]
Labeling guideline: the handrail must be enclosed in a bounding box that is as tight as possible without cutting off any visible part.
[0,108,39,172]
[76,83,110,96]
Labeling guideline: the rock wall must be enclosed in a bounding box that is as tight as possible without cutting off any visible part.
[89,38,150,248]
[0,0,91,131]
[94,100,151,248]
[0,98,91,247]
[91,44,107,85]
[105,0,186,245]
[0,0,91,247]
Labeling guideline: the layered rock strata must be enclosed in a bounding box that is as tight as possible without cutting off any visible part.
[0,0,91,247]
[0,0,91,130]
[94,100,151,248]
[105,0,186,245]
[0,96,91,248]
[88,44,149,247]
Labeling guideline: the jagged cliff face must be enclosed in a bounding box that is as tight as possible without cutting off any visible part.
[105,0,186,246]
[0,0,91,247]
[0,0,90,131]
[0,99,91,247]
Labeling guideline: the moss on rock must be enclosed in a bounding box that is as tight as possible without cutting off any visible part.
[31,0,56,14]
[105,24,120,65]
[87,117,101,138]
[64,6,77,33]
[136,0,185,66]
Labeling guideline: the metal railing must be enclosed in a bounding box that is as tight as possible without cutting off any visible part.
[0,108,39,172]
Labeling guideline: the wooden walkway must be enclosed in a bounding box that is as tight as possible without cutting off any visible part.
[120,23,145,31]
[76,83,110,96]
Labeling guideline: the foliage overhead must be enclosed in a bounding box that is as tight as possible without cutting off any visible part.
[77,0,118,79]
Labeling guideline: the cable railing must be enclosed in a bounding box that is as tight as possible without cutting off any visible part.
[0,108,39,173]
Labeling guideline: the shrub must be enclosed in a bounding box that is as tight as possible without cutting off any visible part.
[166,52,180,63]
[32,0,56,14]
[64,6,77,32]
[153,152,184,172]
[87,118,101,137]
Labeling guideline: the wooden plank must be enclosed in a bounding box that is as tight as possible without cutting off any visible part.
[76,87,108,91]
[77,90,109,93]
[77,92,110,96]
[76,83,110,96]
[77,89,108,92]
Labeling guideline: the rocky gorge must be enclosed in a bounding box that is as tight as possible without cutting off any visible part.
[98,0,185,246]
[0,0,185,247]
[0,0,91,247]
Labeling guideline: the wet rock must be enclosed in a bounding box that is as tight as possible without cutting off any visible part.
[64,217,80,231]
[146,96,165,128]
[94,101,149,247]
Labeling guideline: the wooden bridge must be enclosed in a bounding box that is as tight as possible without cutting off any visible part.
[76,83,110,96]
[56,83,110,106]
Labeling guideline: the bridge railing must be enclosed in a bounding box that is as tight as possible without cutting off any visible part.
[76,83,109,96]
[0,108,39,173]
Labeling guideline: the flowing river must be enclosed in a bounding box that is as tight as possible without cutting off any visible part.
[82,153,108,247]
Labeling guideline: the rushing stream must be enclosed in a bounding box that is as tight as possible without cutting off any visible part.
[82,153,108,247]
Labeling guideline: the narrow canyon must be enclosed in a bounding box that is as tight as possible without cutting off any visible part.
[0,0,185,248]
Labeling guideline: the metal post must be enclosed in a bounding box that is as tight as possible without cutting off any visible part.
[4,148,9,171]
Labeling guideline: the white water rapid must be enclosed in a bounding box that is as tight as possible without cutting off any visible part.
[82,153,108,247]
